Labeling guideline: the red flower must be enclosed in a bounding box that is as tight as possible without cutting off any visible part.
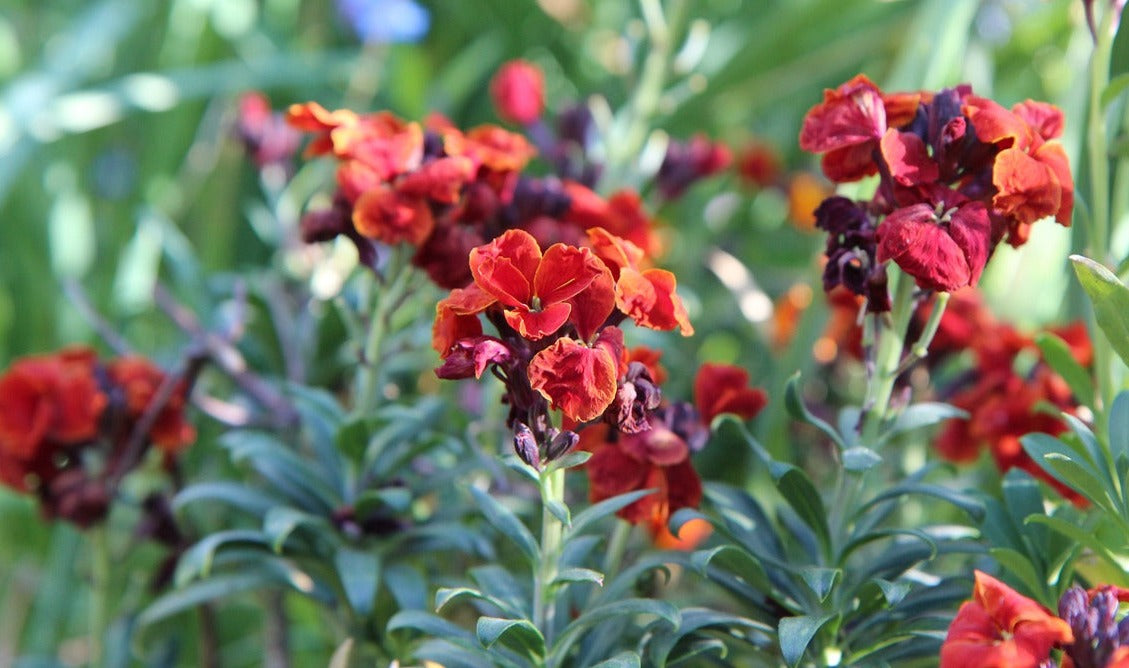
[490,60,545,125]
[798,74,888,182]
[693,363,767,425]
[736,140,781,188]
[587,227,693,336]
[563,183,662,259]
[940,571,1073,668]
[469,228,608,340]
[352,184,435,246]
[432,285,493,355]
[876,201,991,292]
[108,356,195,455]
[0,349,104,455]
[528,329,621,422]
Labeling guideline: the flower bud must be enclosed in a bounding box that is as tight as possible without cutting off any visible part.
[491,60,545,125]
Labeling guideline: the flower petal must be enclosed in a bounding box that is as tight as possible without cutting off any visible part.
[529,337,617,422]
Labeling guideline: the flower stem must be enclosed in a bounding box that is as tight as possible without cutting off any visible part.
[861,267,916,447]
[353,248,413,417]
[534,467,566,649]
[1088,3,1119,412]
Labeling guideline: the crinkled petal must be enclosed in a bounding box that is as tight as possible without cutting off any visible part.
[504,301,572,339]
[529,337,617,422]
[992,147,1061,227]
[880,128,938,186]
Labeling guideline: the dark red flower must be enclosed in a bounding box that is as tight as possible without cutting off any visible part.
[798,74,888,182]
[876,201,991,292]
[693,363,767,425]
[940,571,1072,668]
[490,60,545,125]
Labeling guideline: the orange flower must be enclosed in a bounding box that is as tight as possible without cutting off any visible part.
[693,363,767,425]
[586,227,693,336]
[528,330,621,422]
[352,184,435,246]
[940,571,1073,668]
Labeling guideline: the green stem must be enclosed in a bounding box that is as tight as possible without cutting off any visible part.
[860,267,915,447]
[353,249,413,417]
[89,527,110,668]
[601,519,632,581]
[534,467,566,652]
[604,0,688,188]
[1089,4,1118,411]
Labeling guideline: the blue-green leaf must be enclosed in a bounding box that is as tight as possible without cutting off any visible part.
[334,547,379,617]
[387,610,476,642]
[173,482,280,517]
[799,567,841,601]
[1110,391,1129,461]
[469,486,538,565]
[174,530,268,585]
[139,571,280,627]
[768,462,831,555]
[784,373,845,448]
[842,447,881,472]
[1021,433,1119,514]
[589,652,641,668]
[779,614,835,668]
[566,489,654,541]
[263,506,333,553]
[476,617,545,659]
[881,402,967,444]
[553,567,604,587]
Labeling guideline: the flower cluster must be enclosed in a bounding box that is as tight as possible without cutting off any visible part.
[0,348,194,526]
[285,59,736,290]
[432,225,693,466]
[925,290,1092,503]
[941,571,1129,668]
[800,75,1072,305]
[584,360,766,548]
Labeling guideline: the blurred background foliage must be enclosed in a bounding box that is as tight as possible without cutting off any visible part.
[0,0,1102,664]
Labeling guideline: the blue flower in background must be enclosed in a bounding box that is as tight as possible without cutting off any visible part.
[336,0,430,44]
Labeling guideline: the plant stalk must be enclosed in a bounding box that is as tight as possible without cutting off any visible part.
[534,467,566,650]
[88,527,110,668]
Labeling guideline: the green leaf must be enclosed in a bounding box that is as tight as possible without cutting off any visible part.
[545,499,571,527]
[1036,332,1095,409]
[1102,72,1129,110]
[435,586,522,618]
[841,446,881,472]
[139,571,280,627]
[354,487,412,516]
[768,462,831,555]
[1111,391,1129,461]
[647,608,774,666]
[989,547,1046,601]
[172,482,280,517]
[262,506,333,553]
[476,617,546,659]
[334,547,379,617]
[220,430,340,512]
[174,530,269,586]
[778,614,835,668]
[387,610,476,642]
[862,482,985,521]
[553,567,604,588]
[1071,255,1129,369]
[799,567,841,601]
[688,544,774,595]
[566,489,654,541]
[327,638,354,668]
[1026,514,1127,575]
[590,652,641,668]
[469,486,539,565]
[1021,434,1120,514]
[335,418,372,465]
[880,402,967,444]
[784,373,845,448]
[551,599,680,666]
[546,450,592,472]
[871,578,910,605]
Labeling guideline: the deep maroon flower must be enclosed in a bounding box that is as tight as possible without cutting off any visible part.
[814,196,890,311]
[876,201,990,292]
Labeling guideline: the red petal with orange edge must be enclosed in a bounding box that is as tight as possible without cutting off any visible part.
[529,337,617,422]
[504,302,572,340]
[534,244,603,304]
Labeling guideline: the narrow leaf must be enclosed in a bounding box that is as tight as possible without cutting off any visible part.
[334,548,379,617]
[476,617,546,659]
[1071,255,1129,369]
[779,614,835,668]
[469,486,539,565]
[784,373,845,448]
[566,489,654,541]
[1036,332,1095,409]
